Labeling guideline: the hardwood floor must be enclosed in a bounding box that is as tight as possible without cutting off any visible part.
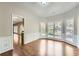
[0,50,13,56]
[13,38,79,56]
[13,42,26,56]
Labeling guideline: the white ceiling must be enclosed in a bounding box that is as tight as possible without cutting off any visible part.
[12,2,79,23]
[15,2,79,17]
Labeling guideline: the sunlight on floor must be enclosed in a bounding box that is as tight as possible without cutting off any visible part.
[65,44,74,56]
[39,39,75,56]
[14,34,18,44]
[39,40,46,56]
[54,41,63,56]
[47,40,54,56]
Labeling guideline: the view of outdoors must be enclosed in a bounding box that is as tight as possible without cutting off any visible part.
[40,18,74,43]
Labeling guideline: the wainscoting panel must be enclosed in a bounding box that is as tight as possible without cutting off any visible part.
[0,36,13,54]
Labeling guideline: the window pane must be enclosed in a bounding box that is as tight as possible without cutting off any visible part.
[47,22,54,38]
[40,22,46,38]
[65,18,74,43]
[54,21,63,39]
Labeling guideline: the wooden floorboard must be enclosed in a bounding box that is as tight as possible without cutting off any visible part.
[13,39,79,56]
[0,50,13,56]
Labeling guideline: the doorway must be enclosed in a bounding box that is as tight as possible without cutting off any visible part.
[13,16,24,47]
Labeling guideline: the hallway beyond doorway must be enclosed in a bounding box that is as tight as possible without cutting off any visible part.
[13,16,24,54]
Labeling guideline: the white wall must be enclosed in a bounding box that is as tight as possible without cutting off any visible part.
[0,5,13,54]
[24,15,40,43]
[12,5,41,44]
